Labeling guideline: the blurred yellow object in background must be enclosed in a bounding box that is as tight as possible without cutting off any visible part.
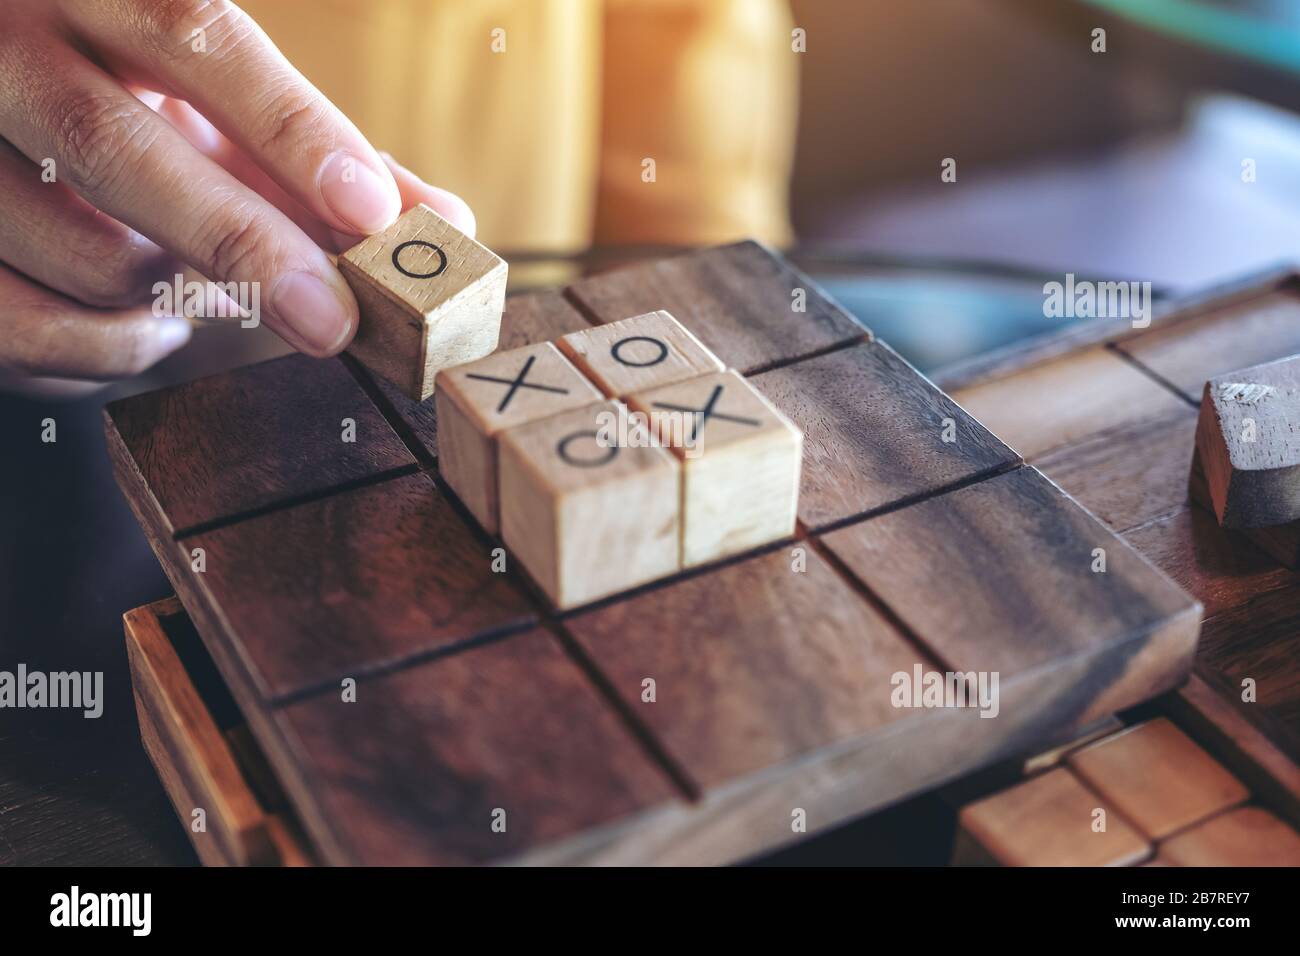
[243,0,797,252]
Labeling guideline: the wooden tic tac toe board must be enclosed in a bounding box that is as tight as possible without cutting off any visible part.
[107,242,1228,866]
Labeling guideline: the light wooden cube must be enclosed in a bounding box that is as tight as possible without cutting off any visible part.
[628,370,801,567]
[557,310,723,397]
[1195,355,1300,528]
[498,401,680,609]
[436,342,602,534]
[340,203,507,401]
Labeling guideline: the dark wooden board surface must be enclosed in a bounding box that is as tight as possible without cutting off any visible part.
[105,355,417,536]
[273,627,678,865]
[185,471,538,702]
[753,342,1019,529]
[567,241,869,374]
[822,467,1200,679]
[1116,287,1300,402]
[103,244,1277,867]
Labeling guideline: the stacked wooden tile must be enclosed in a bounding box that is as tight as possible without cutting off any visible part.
[953,717,1300,866]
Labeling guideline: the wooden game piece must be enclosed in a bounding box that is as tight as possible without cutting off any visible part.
[821,468,1201,711]
[497,401,680,608]
[348,290,597,465]
[1159,806,1300,866]
[340,203,507,401]
[1188,450,1300,571]
[1066,718,1248,840]
[627,370,801,567]
[753,342,1019,529]
[567,240,868,373]
[1116,287,1300,402]
[1195,355,1300,528]
[435,342,603,534]
[951,346,1188,460]
[187,472,537,701]
[273,628,678,865]
[1022,716,1124,775]
[557,310,723,397]
[953,768,1150,867]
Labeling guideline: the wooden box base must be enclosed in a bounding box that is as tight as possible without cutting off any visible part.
[124,597,314,866]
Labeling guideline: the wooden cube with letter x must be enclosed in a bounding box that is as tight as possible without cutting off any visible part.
[497,401,680,609]
[340,203,508,401]
[628,370,802,568]
[436,343,602,534]
[557,310,723,397]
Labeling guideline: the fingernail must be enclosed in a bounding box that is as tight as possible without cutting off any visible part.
[154,317,192,352]
[272,271,354,354]
[319,151,400,235]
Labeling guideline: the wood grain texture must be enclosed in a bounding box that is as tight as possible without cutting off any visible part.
[1117,288,1300,402]
[1189,451,1299,571]
[498,400,679,608]
[186,471,537,701]
[435,342,602,533]
[125,599,276,866]
[752,342,1019,529]
[105,355,416,535]
[951,346,1188,460]
[1121,505,1293,619]
[353,290,596,464]
[1034,407,1197,533]
[1157,806,1300,866]
[558,310,723,397]
[1066,718,1248,840]
[1168,674,1300,828]
[955,768,1150,867]
[567,240,868,374]
[1196,355,1300,528]
[821,468,1201,680]
[1196,587,1300,761]
[272,628,678,865]
[341,203,507,400]
[564,547,924,789]
[628,370,801,567]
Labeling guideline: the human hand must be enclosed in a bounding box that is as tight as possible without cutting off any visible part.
[0,0,473,389]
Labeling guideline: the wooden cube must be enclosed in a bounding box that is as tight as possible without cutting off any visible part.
[953,768,1150,867]
[436,343,602,534]
[557,310,723,397]
[628,370,801,567]
[340,203,507,401]
[1195,354,1300,528]
[497,401,680,609]
[1066,718,1248,840]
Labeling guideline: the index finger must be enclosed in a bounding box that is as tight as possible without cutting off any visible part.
[61,0,402,237]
